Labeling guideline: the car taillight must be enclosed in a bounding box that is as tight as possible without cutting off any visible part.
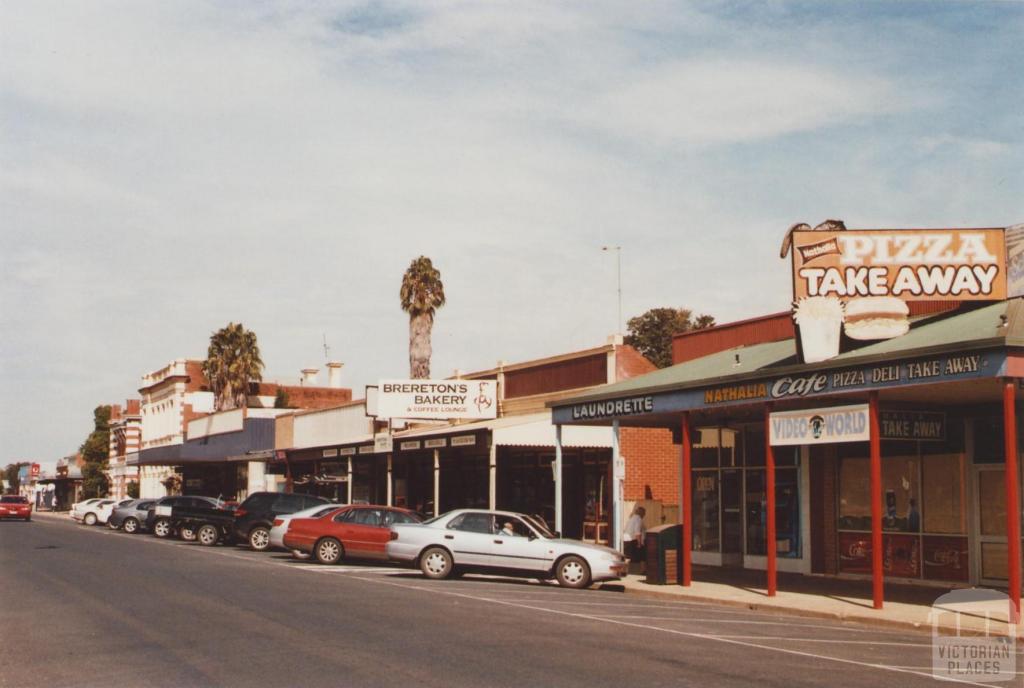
[273,519,283,527]
[389,531,399,540]
[234,508,247,518]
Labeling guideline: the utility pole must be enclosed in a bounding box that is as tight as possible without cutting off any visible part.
[602,245,622,334]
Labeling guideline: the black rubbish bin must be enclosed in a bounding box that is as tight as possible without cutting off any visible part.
[645,523,681,584]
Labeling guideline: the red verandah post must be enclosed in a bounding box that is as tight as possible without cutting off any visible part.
[680,413,692,587]
[1003,380,1021,619]
[869,391,884,610]
[764,404,777,597]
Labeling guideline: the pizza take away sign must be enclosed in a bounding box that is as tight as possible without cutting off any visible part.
[791,228,1007,301]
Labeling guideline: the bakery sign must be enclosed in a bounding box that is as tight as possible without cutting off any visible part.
[376,379,498,420]
[788,227,1007,362]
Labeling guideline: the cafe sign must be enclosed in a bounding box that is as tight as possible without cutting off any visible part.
[769,404,870,446]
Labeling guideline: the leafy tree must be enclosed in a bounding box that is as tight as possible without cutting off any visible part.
[202,322,265,410]
[400,256,446,379]
[625,307,716,368]
[79,405,112,498]
[274,387,291,409]
[127,481,140,499]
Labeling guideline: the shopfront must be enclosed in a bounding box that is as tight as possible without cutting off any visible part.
[552,301,1024,610]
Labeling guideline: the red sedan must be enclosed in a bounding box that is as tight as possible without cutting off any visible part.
[283,505,421,564]
[0,495,33,521]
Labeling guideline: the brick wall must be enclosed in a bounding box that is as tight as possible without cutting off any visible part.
[621,427,679,505]
[253,383,353,409]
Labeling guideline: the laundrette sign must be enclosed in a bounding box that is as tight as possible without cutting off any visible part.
[769,404,870,446]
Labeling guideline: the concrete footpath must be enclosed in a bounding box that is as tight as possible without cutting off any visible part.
[612,567,1021,638]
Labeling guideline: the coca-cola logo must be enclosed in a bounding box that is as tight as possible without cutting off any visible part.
[925,548,962,569]
[840,541,868,560]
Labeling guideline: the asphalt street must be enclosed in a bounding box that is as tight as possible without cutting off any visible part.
[1,515,1015,688]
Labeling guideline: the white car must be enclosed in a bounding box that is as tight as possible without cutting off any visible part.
[387,509,628,589]
[74,499,126,526]
[70,498,104,521]
[269,503,344,551]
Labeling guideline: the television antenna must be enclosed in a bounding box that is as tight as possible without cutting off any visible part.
[322,333,331,363]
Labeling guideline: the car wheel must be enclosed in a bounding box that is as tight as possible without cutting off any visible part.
[197,524,219,547]
[555,555,591,589]
[419,547,453,580]
[179,525,197,542]
[108,520,118,530]
[315,538,343,565]
[249,526,271,551]
[153,519,172,538]
[83,513,97,526]
[123,517,139,534]
[25,516,31,522]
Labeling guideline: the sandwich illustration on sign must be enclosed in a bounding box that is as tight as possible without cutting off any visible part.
[843,297,909,341]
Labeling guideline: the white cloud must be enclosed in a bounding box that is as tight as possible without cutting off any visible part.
[0,1,1021,463]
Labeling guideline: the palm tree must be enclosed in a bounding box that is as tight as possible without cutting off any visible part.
[202,322,265,410]
[400,256,446,379]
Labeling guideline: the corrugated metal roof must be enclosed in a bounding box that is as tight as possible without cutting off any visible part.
[551,300,1018,406]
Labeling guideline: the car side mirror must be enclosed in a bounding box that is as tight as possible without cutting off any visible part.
[527,532,537,541]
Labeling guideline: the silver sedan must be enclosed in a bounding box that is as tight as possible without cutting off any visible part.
[387,509,627,588]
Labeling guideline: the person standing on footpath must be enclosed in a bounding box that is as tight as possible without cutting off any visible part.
[623,505,646,569]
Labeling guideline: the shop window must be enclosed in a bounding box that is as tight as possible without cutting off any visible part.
[973,416,1005,463]
[921,417,965,455]
[721,429,739,468]
[744,425,765,467]
[882,454,920,533]
[921,453,967,534]
[692,428,720,468]
[838,456,870,531]
[692,470,720,552]
[978,470,1008,537]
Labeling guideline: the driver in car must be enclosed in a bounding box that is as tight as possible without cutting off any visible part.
[500,521,518,537]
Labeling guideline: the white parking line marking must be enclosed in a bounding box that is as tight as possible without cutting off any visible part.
[288,565,406,574]
[585,615,915,635]
[346,575,993,688]
[699,635,931,647]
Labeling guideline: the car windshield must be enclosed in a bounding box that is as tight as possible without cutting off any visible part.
[1,496,27,503]
[522,514,555,538]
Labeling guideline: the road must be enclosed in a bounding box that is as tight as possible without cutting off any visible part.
[0,515,1007,688]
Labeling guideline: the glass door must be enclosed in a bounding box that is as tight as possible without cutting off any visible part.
[976,467,1008,584]
[721,469,743,566]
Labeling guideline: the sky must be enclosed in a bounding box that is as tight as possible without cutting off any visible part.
[1,1,1022,467]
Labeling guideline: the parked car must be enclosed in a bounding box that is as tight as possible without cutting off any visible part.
[0,495,33,521]
[233,492,329,551]
[145,496,225,539]
[387,509,628,589]
[70,498,104,520]
[74,499,120,526]
[167,499,238,546]
[269,503,344,552]
[284,505,421,564]
[107,499,157,533]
